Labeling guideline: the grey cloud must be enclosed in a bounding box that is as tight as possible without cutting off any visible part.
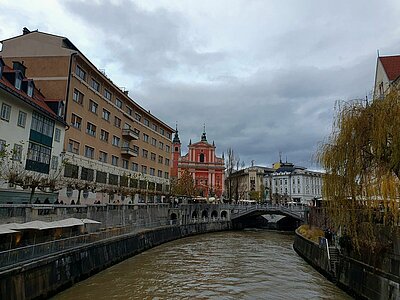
[58,0,397,168]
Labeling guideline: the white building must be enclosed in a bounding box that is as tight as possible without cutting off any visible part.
[264,161,323,205]
[0,59,66,203]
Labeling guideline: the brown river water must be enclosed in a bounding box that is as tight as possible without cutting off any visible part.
[52,230,352,300]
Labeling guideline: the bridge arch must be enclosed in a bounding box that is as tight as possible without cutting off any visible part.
[211,210,218,219]
[191,211,198,219]
[221,210,228,219]
[170,213,178,220]
[201,210,208,219]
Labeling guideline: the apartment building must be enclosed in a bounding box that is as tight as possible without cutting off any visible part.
[0,58,66,203]
[228,166,274,202]
[1,28,174,204]
[264,160,323,205]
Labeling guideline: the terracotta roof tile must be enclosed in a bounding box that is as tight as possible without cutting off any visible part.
[380,55,400,81]
[0,65,61,121]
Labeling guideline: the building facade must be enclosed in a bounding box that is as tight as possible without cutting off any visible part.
[1,28,174,204]
[228,166,274,202]
[264,161,323,205]
[374,55,400,99]
[0,58,66,203]
[171,128,225,198]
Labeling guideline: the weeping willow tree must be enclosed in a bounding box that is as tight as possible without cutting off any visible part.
[318,89,400,255]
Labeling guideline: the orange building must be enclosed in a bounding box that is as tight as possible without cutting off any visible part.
[172,127,225,198]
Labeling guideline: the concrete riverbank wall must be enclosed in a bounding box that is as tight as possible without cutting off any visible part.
[293,231,400,300]
[0,221,231,300]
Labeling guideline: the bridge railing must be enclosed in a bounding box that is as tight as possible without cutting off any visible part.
[230,203,307,220]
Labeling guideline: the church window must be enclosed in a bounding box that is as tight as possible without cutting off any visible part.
[200,153,205,162]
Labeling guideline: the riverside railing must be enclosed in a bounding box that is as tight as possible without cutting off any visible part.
[0,212,226,270]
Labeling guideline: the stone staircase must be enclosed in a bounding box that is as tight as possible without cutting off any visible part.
[329,246,340,281]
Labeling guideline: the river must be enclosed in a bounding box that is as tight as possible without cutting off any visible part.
[53,230,351,299]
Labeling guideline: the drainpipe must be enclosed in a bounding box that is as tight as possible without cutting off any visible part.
[64,52,77,122]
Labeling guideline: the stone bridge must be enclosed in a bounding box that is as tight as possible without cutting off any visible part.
[231,204,306,221]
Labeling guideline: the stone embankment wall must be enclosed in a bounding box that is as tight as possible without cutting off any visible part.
[293,231,400,300]
[0,221,231,300]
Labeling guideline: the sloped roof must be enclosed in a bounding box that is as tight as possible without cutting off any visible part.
[379,55,400,81]
[0,63,65,124]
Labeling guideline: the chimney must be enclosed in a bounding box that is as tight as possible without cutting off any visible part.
[13,61,27,77]
[123,90,129,96]
[22,27,30,35]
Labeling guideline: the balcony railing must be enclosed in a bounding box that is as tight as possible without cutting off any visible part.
[121,146,138,157]
[122,128,139,140]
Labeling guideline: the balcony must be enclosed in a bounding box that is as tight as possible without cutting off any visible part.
[122,128,139,140]
[121,146,138,157]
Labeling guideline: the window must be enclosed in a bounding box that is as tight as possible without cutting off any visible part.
[166,145,170,153]
[152,123,158,131]
[142,149,148,158]
[144,118,150,126]
[111,155,119,166]
[158,156,163,164]
[1,103,11,121]
[81,167,94,181]
[12,144,22,161]
[135,113,141,122]
[151,138,157,146]
[100,129,109,142]
[114,116,121,128]
[15,73,22,90]
[31,112,54,138]
[122,159,129,169]
[159,141,164,150]
[160,128,164,135]
[200,153,205,163]
[51,155,59,170]
[71,114,82,129]
[86,122,96,136]
[165,158,170,166]
[73,89,84,105]
[89,100,98,114]
[102,109,110,121]
[91,78,100,92]
[99,151,108,163]
[27,82,34,97]
[126,106,132,116]
[158,170,163,177]
[141,165,147,174]
[164,172,169,179]
[104,89,112,100]
[143,133,149,142]
[96,171,107,183]
[166,132,171,139]
[133,145,139,154]
[27,142,51,164]
[151,152,156,161]
[17,111,27,128]
[67,139,80,154]
[84,145,95,159]
[112,136,120,147]
[115,98,122,108]
[132,163,139,172]
[54,128,61,142]
[76,65,86,81]
[150,168,155,176]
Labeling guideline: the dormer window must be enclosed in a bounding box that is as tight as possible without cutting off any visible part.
[27,81,34,97]
[15,72,23,90]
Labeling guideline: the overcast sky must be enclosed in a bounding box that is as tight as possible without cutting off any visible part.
[1,0,399,169]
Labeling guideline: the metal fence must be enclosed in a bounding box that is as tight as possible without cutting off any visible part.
[0,213,225,271]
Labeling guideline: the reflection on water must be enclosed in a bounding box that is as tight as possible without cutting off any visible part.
[53,230,352,300]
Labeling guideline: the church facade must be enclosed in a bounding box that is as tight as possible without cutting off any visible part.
[171,128,225,198]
